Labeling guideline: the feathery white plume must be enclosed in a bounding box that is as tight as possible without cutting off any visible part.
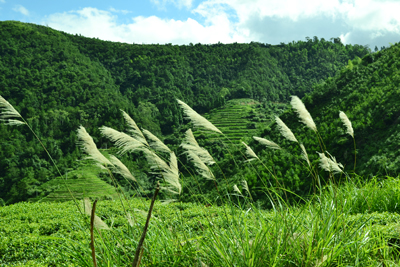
[317,152,343,174]
[233,184,242,195]
[95,163,108,170]
[142,129,171,153]
[0,95,25,126]
[100,126,146,155]
[290,96,317,132]
[253,136,281,150]
[164,152,181,194]
[181,129,215,165]
[186,149,216,180]
[109,155,136,182]
[339,111,354,138]
[242,180,251,195]
[300,144,311,168]
[275,116,298,143]
[120,110,148,146]
[4,119,26,126]
[77,126,112,166]
[126,213,134,227]
[169,151,179,173]
[83,198,110,230]
[242,142,259,162]
[141,149,181,194]
[177,99,222,134]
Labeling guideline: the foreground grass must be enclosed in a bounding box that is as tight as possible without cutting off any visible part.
[1,177,400,266]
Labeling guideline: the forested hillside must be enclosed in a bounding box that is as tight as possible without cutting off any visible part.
[248,42,400,199]
[0,20,369,204]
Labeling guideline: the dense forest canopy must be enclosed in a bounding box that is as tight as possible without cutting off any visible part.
[0,20,371,204]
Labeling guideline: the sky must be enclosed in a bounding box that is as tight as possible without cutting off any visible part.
[0,0,399,49]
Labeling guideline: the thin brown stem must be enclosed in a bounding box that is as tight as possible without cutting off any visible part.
[132,182,160,267]
[90,199,98,267]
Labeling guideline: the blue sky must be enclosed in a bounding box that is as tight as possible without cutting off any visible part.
[1,0,399,49]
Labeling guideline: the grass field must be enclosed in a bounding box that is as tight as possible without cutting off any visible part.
[2,177,400,266]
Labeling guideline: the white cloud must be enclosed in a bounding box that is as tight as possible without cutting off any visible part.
[13,5,29,16]
[109,7,131,15]
[194,0,400,38]
[0,0,6,4]
[44,7,245,44]
[40,1,400,47]
[151,0,194,9]
[339,32,352,44]
[344,0,400,33]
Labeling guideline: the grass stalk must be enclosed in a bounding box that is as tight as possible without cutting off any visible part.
[132,182,160,267]
[90,199,98,267]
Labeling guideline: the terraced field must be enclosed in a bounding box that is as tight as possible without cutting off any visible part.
[200,98,266,142]
[35,165,119,202]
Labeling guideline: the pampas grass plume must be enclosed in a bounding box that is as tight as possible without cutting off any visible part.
[253,136,281,150]
[141,149,181,194]
[177,99,222,134]
[290,96,317,132]
[121,110,148,146]
[181,129,215,165]
[233,184,242,195]
[165,152,182,194]
[0,95,25,125]
[300,144,311,168]
[317,152,343,174]
[109,155,136,182]
[186,149,216,181]
[142,129,171,153]
[77,126,112,166]
[339,111,354,138]
[242,180,250,195]
[275,116,298,143]
[100,126,146,155]
[242,142,259,162]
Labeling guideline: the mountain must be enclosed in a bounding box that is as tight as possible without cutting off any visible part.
[250,42,400,198]
[0,20,369,204]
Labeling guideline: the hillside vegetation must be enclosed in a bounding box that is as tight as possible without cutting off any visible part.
[246,42,400,199]
[0,21,369,204]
